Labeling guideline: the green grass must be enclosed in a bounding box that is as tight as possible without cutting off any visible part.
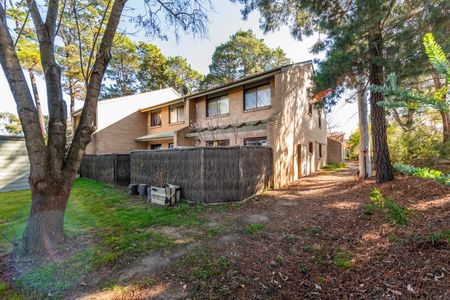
[0,178,208,298]
[245,223,265,234]
[333,251,353,270]
[0,281,26,300]
[322,163,347,171]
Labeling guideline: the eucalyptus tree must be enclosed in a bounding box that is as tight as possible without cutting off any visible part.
[234,0,449,183]
[204,29,290,87]
[0,0,210,256]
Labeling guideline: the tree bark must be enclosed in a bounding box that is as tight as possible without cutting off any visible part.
[440,111,450,144]
[368,31,394,183]
[28,68,47,137]
[1,0,127,255]
[21,181,71,255]
[358,82,371,179]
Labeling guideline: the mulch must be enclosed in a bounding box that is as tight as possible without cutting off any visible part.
[171,167,450,299]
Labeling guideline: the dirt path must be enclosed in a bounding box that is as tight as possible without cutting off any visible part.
[76,164,450,299]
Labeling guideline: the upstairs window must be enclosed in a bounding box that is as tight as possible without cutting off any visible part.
[244,84,271,110]
[244,137,267,146]
[170,105,184,123]
[151,110,161,127]
[207,95,229,117]
[206,140,230,147]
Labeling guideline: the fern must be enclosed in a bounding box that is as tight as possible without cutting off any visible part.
[371,33,449,113]
[423,33,450,82]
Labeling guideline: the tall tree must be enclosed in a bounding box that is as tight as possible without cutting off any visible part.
[102,34,139,98]
[0,0,210,256]
[166,55,204,93]
[204,29,290,87]
[136,42,168,92]
[234,0,449,183]
[372,33,450,145]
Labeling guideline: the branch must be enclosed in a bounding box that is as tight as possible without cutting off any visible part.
[45,0,59,41]
[73,2,87,82]
[13,7,29,47]
[0,9,47,171]
[65,0,127,177]
[55,0,66,36]
[86,0,112,80]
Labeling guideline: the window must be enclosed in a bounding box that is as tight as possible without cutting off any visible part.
[319,144,322,158]
[169,105,184,123]
[151,110,161,127]
[308,102,313,115]
[206,140,230,147]
[309,142,313,155]
[318,109,322,128]
[207,95,229,117]
[244,84,271,110]
[151,144,161,150]
[169,143,174,148]
[244,137,267,146]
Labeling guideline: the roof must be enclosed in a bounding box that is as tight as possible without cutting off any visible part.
[328,132,345,142]
[135,131,175,142]
[71,88,181,117]
[139,60,313,112]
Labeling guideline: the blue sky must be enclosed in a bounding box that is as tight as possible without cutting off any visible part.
[0,1,359,136]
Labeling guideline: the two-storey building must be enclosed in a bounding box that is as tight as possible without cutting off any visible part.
[135,61,327,187]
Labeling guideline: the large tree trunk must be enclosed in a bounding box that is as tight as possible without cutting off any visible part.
[20,182,71,255]
[1,0,127,256]
[28,68,47,137]
[368,32,394,183]
[358,82,371,179]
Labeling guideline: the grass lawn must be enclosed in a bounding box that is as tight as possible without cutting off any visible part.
[0,178,208,299]
[322,162,347,171]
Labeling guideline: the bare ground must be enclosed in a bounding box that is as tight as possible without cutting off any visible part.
[73,163,449,299]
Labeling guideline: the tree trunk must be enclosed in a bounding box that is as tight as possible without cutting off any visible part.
[368,32,394,183]
[440,111,450,144]
[20,182,71,255]
[358,82,371,179]
[28,69,47,137]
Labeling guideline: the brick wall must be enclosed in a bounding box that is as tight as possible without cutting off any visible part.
[327,138,344,163]
[85,110,148,154]
[270,63,327,188]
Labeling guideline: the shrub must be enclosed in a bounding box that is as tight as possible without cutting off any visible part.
[394,163,450,186]
[367,188,413,226]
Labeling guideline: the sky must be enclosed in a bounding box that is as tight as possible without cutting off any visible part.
[0,1,359,137]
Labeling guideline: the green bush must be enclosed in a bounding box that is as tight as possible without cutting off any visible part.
[387,121,448,164]
[394,163,450,186]
[368,188,413,226]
